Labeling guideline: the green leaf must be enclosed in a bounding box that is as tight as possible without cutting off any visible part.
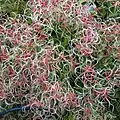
[79,0,86,4]
[63,112,75,120]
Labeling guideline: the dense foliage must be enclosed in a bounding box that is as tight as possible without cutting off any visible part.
[0,0,120,120]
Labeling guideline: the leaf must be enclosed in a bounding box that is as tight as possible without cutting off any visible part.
[79,0,86,4]
[0,0,28,17]
[63,112,75,120]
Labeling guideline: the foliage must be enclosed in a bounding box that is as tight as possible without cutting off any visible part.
[0,0,120,119]
[0,0,28,15]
